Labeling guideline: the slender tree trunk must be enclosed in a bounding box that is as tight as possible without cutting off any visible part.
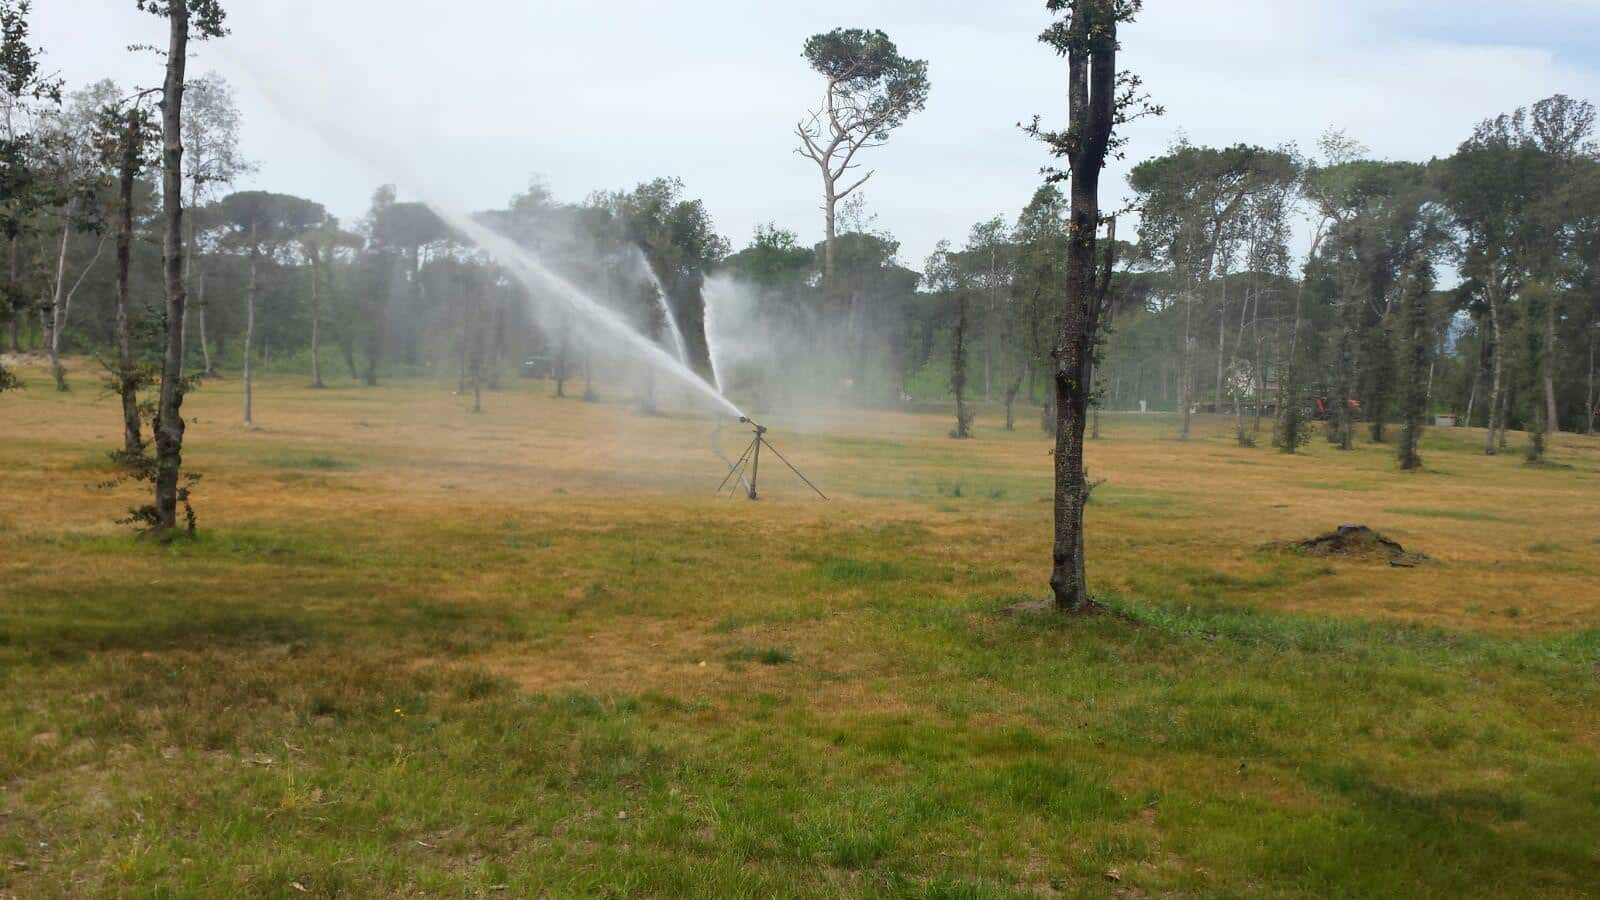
[468,294,483,413]
[950,294,971,439]
[1485,283,1504,455]
[185,168,199,373]
[7,238,20,352]
[243,240,257,427]
[1004,373,1022,431]
[152,1,192,533]
[1544,299,1559,434]
[195,274,212,375]
[1252,281,1266,433]
[1179,287,1194,439]
[554,326,568,398]
[1215,274,1228,419]
[114,109,142,457]
[309,252,325,388]
[48,219,70,391]
[488,302,505,390]
[822,183,837,285]
[1585,325,1595,435]
[1464,336,1482,428]
[455,302,468,394]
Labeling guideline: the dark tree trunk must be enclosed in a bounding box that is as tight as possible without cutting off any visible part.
[1050,4,1120,612]
[455,302,468,394]
[950,294,972,439]
[1003,373,1022,431]
[469,293,483,414]
[243,239,257,427]
[1179,287,1193,440]
[114,108,143,458]
[487,301,505,390]
[363,258,389,387]
[152,1,192,534]
[1485,281,1504,455]
[341,336,358,381]
[1398,256,1432,470]
[1544,298,1559,434]
[1587,325,1595,436]
[7,238,20,352]
[309,252,325,388]
[553,326,569,398]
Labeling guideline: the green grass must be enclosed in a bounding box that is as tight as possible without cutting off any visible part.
[263,454,358,470]
[2,373,1598,896]
[725,646,798,666]
[4,512,1595,896]
[1384,507,1513,522]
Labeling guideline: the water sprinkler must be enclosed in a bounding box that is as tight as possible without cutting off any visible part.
[717,417,827,501]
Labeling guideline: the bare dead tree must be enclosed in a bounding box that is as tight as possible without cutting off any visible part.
[794,29,928,286]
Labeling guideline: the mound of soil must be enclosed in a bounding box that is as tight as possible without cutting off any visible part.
[1273,524,1428,567]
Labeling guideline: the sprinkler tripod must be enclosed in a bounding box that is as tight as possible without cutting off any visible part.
[716,417,828,501]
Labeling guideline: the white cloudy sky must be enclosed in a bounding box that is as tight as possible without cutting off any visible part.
[34,1,1600,265]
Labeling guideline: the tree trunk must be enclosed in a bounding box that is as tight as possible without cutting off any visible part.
[1252,279,1266,433]
[196,274,212,375]
[309,252,324,388]
[487,302,505,391]
[1485,282,1504,455]
[1544,299,1559,434]
[1003,373,1022,431]
[554,326,569,398]
[1179,287,1194,440]
[822,183,837,285]
[1464,336,1482,428]
[48,218,70,391]
[1215,274,1228,419]
[1050,7,1118,612]
[152,0,192,534]
[471,300,483,414]
[114,108,142,457]
[363,259,388,387]
[455,311,467,394]
[1585,325,1595,435]
[243,240,257,427]
[7,238,20,352]
[950,294,971,439]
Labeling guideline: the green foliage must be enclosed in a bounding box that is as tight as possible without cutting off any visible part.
[135,0,227,39]
[800,28,929,139]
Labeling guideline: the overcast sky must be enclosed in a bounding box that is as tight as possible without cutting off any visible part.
[35,1,1600,266]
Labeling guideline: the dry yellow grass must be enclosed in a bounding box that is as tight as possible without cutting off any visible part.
[3,356,1599,896]
[3,355,1598,635]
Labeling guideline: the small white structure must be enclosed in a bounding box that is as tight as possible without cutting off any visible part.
[1434,414,1457,427]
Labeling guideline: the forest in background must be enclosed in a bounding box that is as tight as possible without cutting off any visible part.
[5,9,1600,465]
